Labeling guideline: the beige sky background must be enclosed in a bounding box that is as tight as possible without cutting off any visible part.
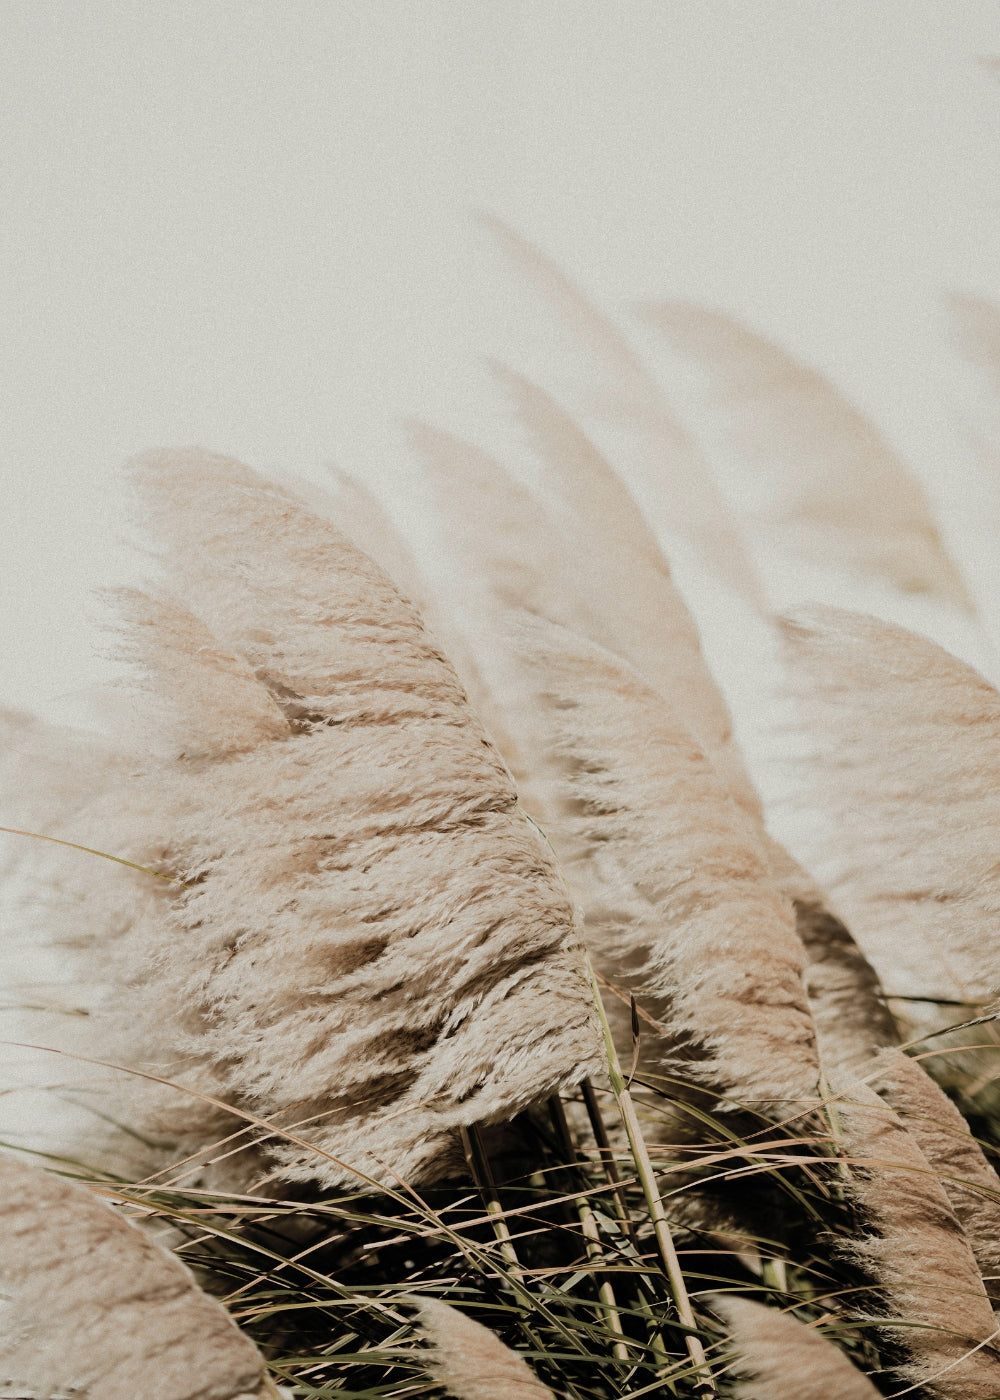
[3,1,1000,725]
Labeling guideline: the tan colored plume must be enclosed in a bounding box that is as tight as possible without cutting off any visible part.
[711,1294,881,1400]
[411,395,758,819]
[868,1049,1000,1305]
[480,214,763,604]
[411,1297,556,1400]
[831,1077,1000,1397]
[766,847,1000,1278]
[640,301,971,606]
[514,616,819,1108]
[414,406,897,1078]
[0,1151,274,1400]
[780,604,1000,1006]
[763,840,899,1075]
[38,449,602,1188]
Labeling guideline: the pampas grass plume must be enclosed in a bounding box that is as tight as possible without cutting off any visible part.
[780,605,1000,1007]
[0,1153,273,1400]
[711,1294,881,1400]
[412,1297,556,1399]
[514,615,819,1106]
[833,1078,1000,1396]
[36,450,603,1186]
[640,301,970,606]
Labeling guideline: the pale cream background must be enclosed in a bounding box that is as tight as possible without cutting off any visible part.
[2,1,1000,723]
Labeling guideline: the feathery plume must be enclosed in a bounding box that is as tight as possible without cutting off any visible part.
[43,450,602,1187]
[411,403,759,819]
[273,466,431,612]
[0,1152,273,1400]
[870,1049,1000,1303]
[414,412,894,1076]
[411,1297,556,1400]
[832,1078,1000,1397]
[640,301,971,606]
[762,839,899,1074]
[479,215,763,603]
[780,605,1000,1006]
[767,846,1000,1309]
[258,464,523,771]
[711,1294,881,1400]
[514,616,818,1107]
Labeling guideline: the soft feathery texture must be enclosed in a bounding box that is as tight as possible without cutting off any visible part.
[711,1294,881,1400]
[0,1152,272,1400]
[762,839,899,1074]
[869,1049,1000,1304]
[277,464,525,773]
[411,401,758,820]
[640,301,971,606]
[411,1297,556,1400]
[413,413,898,1080]
[763,848,1000,1280]
[832,1078,1000,1397]
[513,617,819,1108]
[492,365,764,822]
[0,708,129,879]
[39,450,602,1187]
[780,605,1000,1005]
[480,214,763,604]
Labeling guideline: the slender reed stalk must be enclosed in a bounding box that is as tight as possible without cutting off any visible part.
[583,951,715,1395]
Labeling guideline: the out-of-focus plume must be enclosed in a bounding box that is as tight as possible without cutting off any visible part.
[412,390,757,818]
[640,301,971,608]
[0,1152,275,1400]
[0,708,128,880]
[411,1297,557,1399]
[780,605,1000,1007]
[479,215,763,604]
[711,1294,881,1399]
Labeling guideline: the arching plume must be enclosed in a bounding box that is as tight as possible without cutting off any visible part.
[39,450,602,1188]
[0,1152,275,1400]
[639,301,971,606]
[283,463,521,768]
[831,1077,1000,1397]
[711,1294,881,1400]
[869,1049,1000,1304]
[479,215,763,603]
[780,605,1000,1006]
[411,401,758,818]
[513,616,819,1108]
[765,845,1000,1276]
[411,1297,557,1400]
[414,408,898,1075]
[762,839,899,1074]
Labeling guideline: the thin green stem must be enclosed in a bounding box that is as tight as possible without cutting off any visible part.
[583,950,716,1395]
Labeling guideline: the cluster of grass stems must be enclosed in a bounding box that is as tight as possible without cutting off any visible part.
[16,967,998,1398]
